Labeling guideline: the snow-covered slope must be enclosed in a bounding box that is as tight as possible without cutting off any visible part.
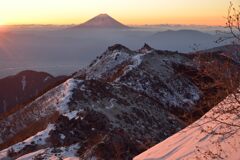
[0,78,81,149]
[75,44,239,121]
[134,91,240,160]
[0,44,239,160]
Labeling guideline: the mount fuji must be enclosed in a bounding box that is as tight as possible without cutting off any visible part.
[74,13,129,29]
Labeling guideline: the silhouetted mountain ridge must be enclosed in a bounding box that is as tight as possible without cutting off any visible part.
[0,70,68,114]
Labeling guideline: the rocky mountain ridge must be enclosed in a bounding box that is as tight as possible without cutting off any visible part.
[0,44,239,160]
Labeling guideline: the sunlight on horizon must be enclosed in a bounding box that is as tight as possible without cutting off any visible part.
[0,0,237,26]
[0,19,6,26]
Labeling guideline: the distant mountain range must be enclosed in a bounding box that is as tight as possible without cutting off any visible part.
[73,14,129,29]
[0,44,239,159]
[0,71,68,115]
[146,29,219,52]
[152,29,213,40]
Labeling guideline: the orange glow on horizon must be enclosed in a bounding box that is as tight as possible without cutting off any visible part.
[0,0,236,26]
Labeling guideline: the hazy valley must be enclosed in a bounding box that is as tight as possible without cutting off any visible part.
[0,14,227,78]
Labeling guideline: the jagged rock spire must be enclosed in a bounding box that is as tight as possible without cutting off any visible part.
[139,43,153,53]
[108,44,130,52]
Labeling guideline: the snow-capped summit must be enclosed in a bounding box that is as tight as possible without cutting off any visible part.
[74,13,129,29]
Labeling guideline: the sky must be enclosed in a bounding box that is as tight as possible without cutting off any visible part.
[0,0,236,26]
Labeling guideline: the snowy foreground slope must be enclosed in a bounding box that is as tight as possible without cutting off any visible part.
[0,44,239,159]
[134,91,240,160]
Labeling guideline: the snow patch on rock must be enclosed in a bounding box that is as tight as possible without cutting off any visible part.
[32,78,83,119]
[86,51,131,80]
[0,124,55,158]
[16,143,80,160]
[21,76,26,91]
[115,53,144,82]
[64,109,83,120]
[16,149,45,160]
[43,76,51,82]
